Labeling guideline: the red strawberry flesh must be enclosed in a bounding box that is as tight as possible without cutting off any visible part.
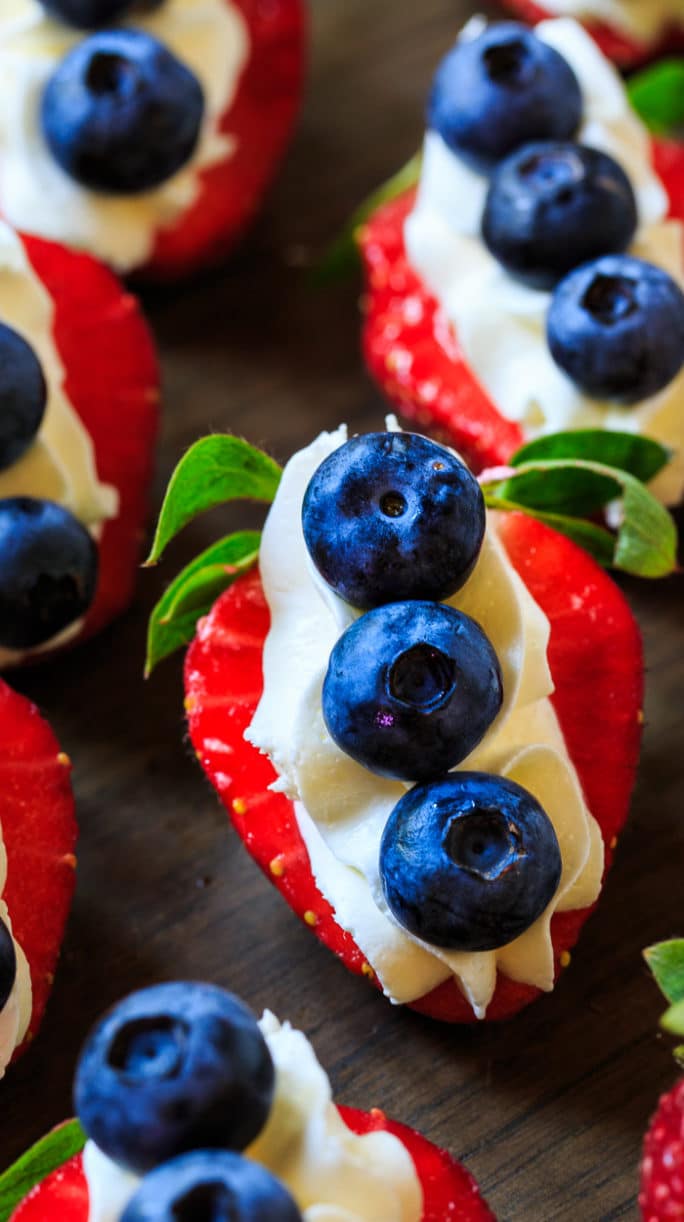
[8,1108,495,1221]
[184,512,642,1022]
[640,1078,684,1220]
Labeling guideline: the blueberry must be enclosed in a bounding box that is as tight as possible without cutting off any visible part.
[41,30,204,194]
[428,23,582,174]
[74,982,275,1175]
[322,601,503,782]
[380,772,562,951]
[120,1151,302,1222]
[482,142,638,289]
[302,432,485,610]
[0,325,47,473]
[0,498,98,650]
[38,0,141,27]
[547,254,684,404]
[0,918,16,1013]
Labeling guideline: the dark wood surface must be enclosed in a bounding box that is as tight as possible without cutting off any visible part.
[2,2,682,1218]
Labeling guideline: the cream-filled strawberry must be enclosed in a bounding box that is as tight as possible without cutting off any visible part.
[500,0,684,68]
[144,423,656,1022]
[0,678,76,1069]
[360,19,684,504]
[0,221,157,665]
[4,981,495,1222]
[0,0,305,279]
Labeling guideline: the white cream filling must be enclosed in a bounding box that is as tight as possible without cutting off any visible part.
[538,0,683,43]
[84,1011,423,1222]
[405,18,684,505]
[0,221,116,666]
[0,832,32,1075]
[0,0,250,272]
[246,425,604,1019]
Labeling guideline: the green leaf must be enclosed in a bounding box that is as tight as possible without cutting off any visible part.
[482,458,678,577]
[662,998,684,1039]
[146,531,260,676]
[511,431,670,485]
[486,496,616,566]
[0,1119,85,1221]
[146,437,280,566]
[645,939,684,1005]
[313,151,422,285]
[628,60,684,136]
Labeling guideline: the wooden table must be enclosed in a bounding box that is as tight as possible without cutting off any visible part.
[3,2,682,1218]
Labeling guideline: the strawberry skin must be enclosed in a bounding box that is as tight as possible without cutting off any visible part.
[500,0,684,68]
[8,1110,495,1221]
[360,151,683,472]
[145,0,306,279]
[640,1078,684,1220]
[0,679,77,1057]
[20,234,159,653]
[184,513,643,1023]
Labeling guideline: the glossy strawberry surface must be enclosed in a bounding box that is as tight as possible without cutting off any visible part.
[0,680,76,1056]
[184,513,643,1022]
[8,1108,496,1221]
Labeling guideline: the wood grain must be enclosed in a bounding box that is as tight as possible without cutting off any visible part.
[1,2,682,1219]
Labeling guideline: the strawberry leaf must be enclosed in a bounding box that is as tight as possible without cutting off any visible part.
[644,939,684,1005]
[146,438,280,566]
[0,1119,85,1221]
[486,498,616,566]
[628,60,684,137]
[511,431,670,484]
[313,152,422,285]
[482,457,678,577]
[146,531,260,676]
[662,999,684,1039]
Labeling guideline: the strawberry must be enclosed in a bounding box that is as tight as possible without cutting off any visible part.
[145,0,306,280]
[7,1111,495,1222]
[499,0,684,68]
[640,1080,684,1221]
[19,233,159,654]
[184,511,643,1022]
[359,157,684,474]
[0,678,77,1057]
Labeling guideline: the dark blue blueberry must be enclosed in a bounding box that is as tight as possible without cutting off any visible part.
[547,254,684,404]
[0,325,47,473]
[322,601,503,782]
[380,772,562,951]
[0,918,16,1013]
[38,0,142,27]
[0,498,98,650]
[482,142,638,289]
[428,23,582,174]
[74,982,274,1176]
[302,432,485,610]
[41,30,204,194]
[120,1151,302,1222]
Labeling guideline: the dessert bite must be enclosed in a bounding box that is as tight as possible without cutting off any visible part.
[0,222,158,666]
[148,424,660,1022]
[500,0,684,68]
[0,677,76,1068]
[4,981,495,1221]
[0,0,306,279]
[639,939,684,1221]
[358,19,684,503]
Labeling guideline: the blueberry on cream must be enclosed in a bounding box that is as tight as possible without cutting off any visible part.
[79,983,423,1222]
[0,323,46,471]
[38,0,144,26]
[0,0,249,272]
[247,423,604,1019]
[404,18,684,505]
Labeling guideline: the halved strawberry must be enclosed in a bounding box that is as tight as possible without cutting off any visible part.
[0,678,77,1057]
[639,1078,684,1220]
[184,512,643,1023]
[500,0,684,68]
[145,0,306,279]
[359,166,683,473]
[20,233,160,652]
[8,1109,495,1221]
